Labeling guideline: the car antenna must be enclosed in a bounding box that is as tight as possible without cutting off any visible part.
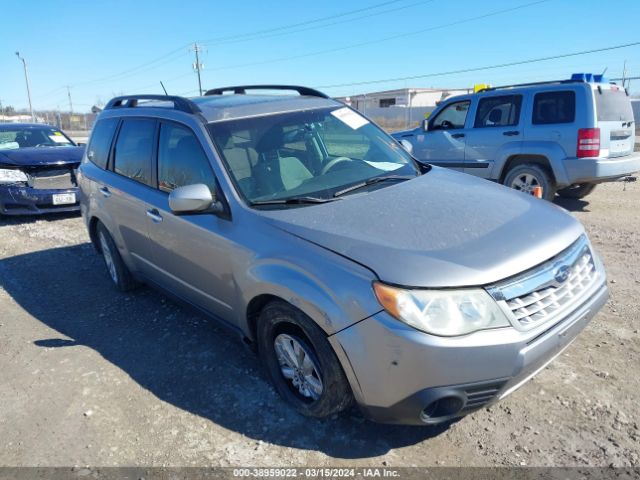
[160,81,168,95]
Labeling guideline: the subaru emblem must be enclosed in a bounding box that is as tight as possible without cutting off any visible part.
[554,265,570,284]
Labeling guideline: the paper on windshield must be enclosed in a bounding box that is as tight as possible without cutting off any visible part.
[49,135,69,143]
[330,107,369,130]
[364,161,404,172]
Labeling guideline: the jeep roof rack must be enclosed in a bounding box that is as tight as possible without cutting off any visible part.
[204,84,329,99]
[104,95,201,114]
[476,79,584,93]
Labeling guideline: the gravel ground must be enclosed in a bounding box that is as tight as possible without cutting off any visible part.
[0,181,638,468]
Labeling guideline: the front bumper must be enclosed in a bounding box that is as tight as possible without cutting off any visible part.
[331,280,608,425]
[563,152,640,184]
[0,185,80,215]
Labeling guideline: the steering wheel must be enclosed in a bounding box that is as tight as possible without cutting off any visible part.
[321,156,352,175]
[440,120,455,130]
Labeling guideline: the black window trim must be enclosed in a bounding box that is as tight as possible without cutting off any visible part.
[429,99,471,131]
[531,89,576,125]
[108,116,159,189]
[473,94,523,129]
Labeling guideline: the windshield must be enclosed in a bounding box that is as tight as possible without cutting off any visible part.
[207,107,420,205]
[0,127,75,150]
[595,87,634,122]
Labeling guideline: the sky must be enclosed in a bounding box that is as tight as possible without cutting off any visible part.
[2,0,639,113]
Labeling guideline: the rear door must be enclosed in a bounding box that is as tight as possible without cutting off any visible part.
[464,94,524,179]
[594,85,635,158]
[417,100,471,171]
[104,117,158,275]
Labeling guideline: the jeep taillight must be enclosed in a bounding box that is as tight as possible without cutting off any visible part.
[577,128,600,158]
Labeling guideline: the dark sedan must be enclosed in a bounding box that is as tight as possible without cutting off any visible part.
[0,123,84,215]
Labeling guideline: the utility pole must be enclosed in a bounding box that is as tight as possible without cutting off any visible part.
[191,43,204,96]
[66,85,74,130]
[622,60,627,88]
[0,99,4,123]
[15,51,35,123]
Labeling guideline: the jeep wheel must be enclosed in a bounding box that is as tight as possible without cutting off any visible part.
[503,164,556,201]
[257,301,353,418]
[96,222,137,292]
[557,183,596,199]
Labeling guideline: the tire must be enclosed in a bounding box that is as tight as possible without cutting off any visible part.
[503,163,556,201]
[257,300,354,418]
[557,183,596,199]
[95,222,138,292]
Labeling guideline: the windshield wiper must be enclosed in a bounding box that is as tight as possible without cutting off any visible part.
[251,196,339,206]
[333,175,415,198]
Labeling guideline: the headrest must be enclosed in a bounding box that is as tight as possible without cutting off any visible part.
[255,125,284,153]
[488,109,502,124]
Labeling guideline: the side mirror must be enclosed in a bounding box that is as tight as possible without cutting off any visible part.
[168,183,223,214]
[422,119,429,131]
[400,139,413,154]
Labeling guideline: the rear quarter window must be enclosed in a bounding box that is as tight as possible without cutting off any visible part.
[532,91,575,125]
[87,118,119,169]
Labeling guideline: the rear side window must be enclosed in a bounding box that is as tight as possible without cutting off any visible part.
[595,88,634,122]
[113,119,155,186]
[87,118,118,169]
[532,91,575,125]
[474,95,522,128]
[157,122,216,193]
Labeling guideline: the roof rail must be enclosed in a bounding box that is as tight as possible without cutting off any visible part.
[204,84,329,99]
[476,79,584,93]
[104,95,201,114]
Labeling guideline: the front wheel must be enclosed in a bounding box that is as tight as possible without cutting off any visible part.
[257,301,353,418]
[503,163,556,201]
[557,183,596,199]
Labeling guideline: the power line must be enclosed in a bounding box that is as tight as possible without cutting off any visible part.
[201,0,435,47]
[207,0,551,72]
[199,0,408,44]
[316,41,640,89]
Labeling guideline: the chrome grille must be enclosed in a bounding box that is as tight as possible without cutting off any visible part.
[488,236,600,330]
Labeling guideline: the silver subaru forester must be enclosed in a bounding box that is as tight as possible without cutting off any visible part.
[78,86,608,425]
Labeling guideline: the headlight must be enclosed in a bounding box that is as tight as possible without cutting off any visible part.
[0,168,28,184]
[373,282,511,336]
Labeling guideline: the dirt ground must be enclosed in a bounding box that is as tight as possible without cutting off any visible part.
[0,181,638,468]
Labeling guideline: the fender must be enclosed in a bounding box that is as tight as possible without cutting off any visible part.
[237,239,382,338]
[496,141,571,186]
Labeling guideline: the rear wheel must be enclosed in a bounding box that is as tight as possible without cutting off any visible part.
[96,222,137,292]
[503,163,556,201]
[557,183,596,199]
[257,301,353,418]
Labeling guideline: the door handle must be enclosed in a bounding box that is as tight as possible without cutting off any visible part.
[146,208,163,223]
[99,186,111,198]
[503,130,520,136]
[451,133,465,139]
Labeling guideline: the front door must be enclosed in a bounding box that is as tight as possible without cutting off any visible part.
[144,121,235,321]
[418,100,471,171]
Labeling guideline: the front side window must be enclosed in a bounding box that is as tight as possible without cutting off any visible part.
[208,107,419,205]
[157,122,216,193]
[87,118,118,169]
[113,118,155,186]
[474,95,522,128]
[0,126,75,150]
[430,101,470,130]
[532,91,576,125]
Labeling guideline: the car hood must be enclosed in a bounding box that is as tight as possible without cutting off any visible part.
[261,168,584,288]
[0,146,84,167]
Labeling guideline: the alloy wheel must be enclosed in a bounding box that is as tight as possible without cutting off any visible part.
[273,333,323,401]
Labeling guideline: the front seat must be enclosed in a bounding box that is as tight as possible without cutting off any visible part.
[487,108,503,126]
[254,126,313,197]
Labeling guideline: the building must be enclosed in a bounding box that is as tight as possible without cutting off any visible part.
[337,87,471,111]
